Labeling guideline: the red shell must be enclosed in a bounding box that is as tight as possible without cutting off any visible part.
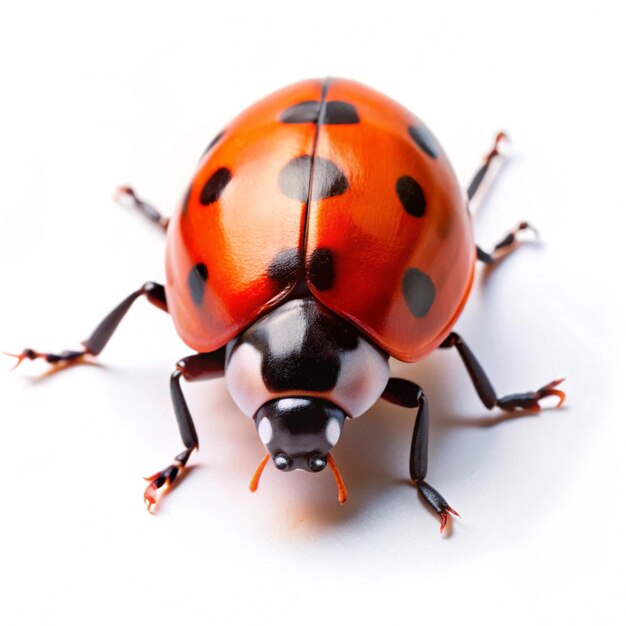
[165,78,475,362]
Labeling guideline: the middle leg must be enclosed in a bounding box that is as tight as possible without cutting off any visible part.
[439,332,565,412]
[6,281,168,369]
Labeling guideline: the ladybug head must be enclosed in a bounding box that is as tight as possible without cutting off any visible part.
[254,397,346,472]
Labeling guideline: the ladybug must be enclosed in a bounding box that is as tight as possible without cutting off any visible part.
[8,78,565,533]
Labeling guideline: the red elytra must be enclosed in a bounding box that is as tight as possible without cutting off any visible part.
[165,78,475,362]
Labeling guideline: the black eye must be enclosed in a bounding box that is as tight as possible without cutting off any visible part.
[308,455,327,472]
[274,453,291,471]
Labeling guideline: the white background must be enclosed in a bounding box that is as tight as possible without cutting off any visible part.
[1,1,624,624]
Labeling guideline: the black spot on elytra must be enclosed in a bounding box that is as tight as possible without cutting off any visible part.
[396,176,426,217]
[312,158,349,199]
[280,100,359,125]
[188,263,208,306]
[307,248,334,291]
[278,156,311,202]
[280,101,321,123]
[402,268,435,318]
[278,156,349,203]
[324,101,359,124]
[267,248,302,287]
[200,131,225,160]
[408,125,439,159]
[200,167,231,205]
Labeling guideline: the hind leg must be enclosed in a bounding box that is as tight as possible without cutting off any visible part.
[114,186,169,231]
[476,221,539,264]
[469,133,538,264]
[467,131,509,202]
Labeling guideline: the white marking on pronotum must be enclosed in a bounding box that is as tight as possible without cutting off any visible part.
[257,417,273,445]
[225,342,266,417]
[325,418,341,446]
[332,337,390,417]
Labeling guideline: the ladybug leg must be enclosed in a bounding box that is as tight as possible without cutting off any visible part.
[114,186,169,231]
[468,133,539,264]
[6,282,167,370]
[439,332,566,412]
[382,378,459,535]
[144,350,225,512]
[467,131,509,203]
[476,222,539,265]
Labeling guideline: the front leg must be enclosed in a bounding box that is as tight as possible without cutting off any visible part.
[382,378,459,534]
[144,349,226,512]
[439,332,565,412]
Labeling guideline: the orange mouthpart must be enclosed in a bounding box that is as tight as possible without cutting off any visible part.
[248,452,348,505]
[327,453,347,505]
[249,453,270,493]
